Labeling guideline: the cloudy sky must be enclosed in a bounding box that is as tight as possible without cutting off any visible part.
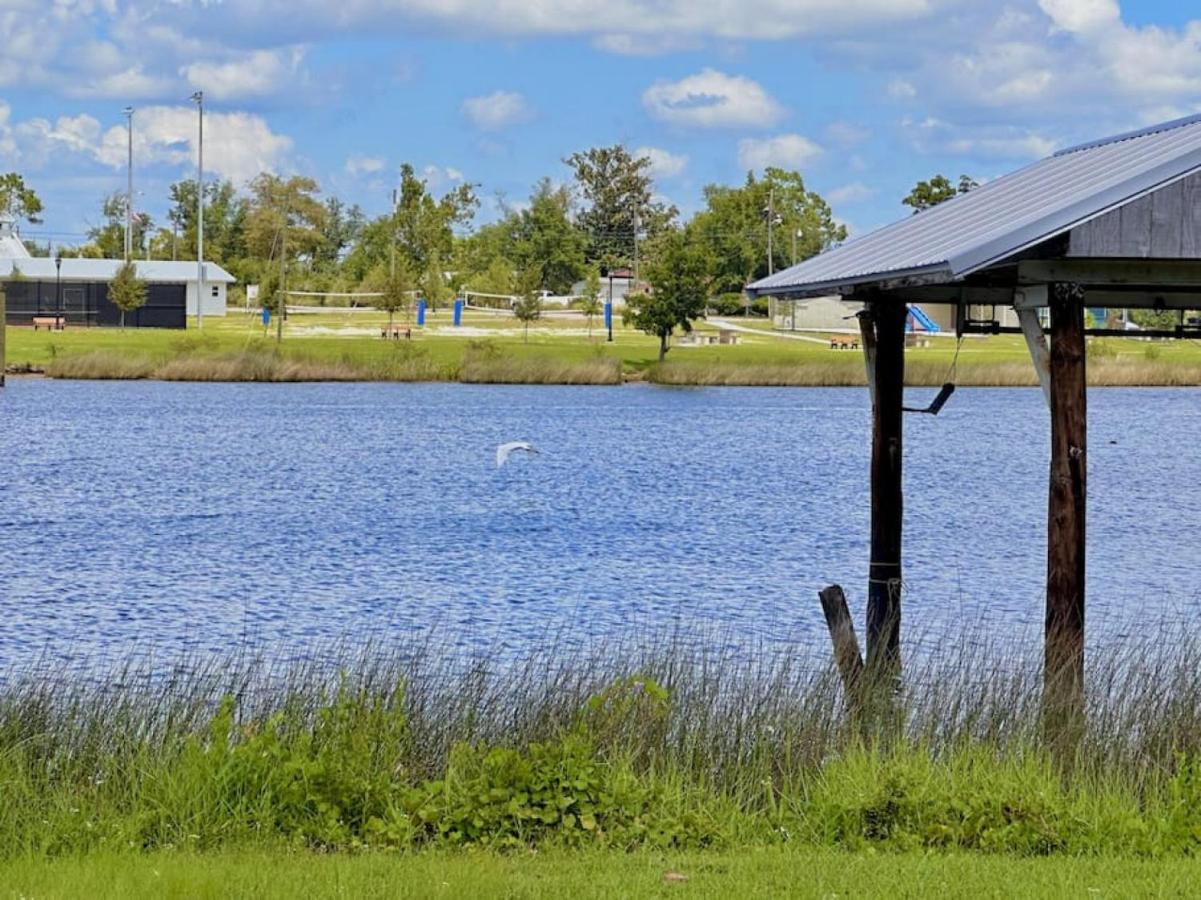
[2,0,1199,245]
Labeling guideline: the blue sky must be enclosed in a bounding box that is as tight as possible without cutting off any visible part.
[2,0,1199,248]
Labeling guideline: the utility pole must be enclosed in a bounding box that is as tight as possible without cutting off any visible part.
[123,107,133,263]
[191,90,205,329]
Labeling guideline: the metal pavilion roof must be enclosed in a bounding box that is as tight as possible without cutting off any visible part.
[747,114,1201,299]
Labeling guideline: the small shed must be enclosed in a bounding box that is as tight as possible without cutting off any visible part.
[747,113,1201,723]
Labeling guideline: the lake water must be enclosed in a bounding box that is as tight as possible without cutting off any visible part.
[1,379,1198,671]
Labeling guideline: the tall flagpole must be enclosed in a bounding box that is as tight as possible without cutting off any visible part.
[191,91,205,329]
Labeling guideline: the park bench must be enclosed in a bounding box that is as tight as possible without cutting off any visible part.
[717,330,739,345]
[829,336,859,350]
[381,324,412,340]
[32,316,66,332]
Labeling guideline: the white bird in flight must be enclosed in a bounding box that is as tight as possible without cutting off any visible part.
[496,441,539,468]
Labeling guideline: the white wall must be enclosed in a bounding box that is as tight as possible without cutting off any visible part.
[185,281,228,317]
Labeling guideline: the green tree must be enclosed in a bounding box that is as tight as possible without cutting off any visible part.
[512,266,543,343]
[566,145,676,266]
[902,174,978,213]
[0,173,43,225]
[625,228,710,361]
[421,252,451,313]
[86,193,152,259]
[342,164,477,292]
[317,196,365,270]
[580,267,602,338]
[108,260,147,329]
[245,174,327,264]
[509,179,587,294]
[377,269,413,330]
[166,179,248,267]
[691,168,846,295]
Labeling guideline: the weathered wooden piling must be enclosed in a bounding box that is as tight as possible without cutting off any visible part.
[865,298,906,683]
[1045,282,1087,732]
[818,585,864,702]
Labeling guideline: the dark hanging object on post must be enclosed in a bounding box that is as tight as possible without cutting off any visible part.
[903,382,956,416]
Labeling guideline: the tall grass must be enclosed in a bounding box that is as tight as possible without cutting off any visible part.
[3,630,1201,856]
[649,357,1201,387]
[459,341,621,385]
[43,345,621,385]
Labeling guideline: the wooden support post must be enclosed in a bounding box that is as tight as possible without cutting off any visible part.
[1045,282,1087,740]
[1016,306,1050,408]
[819,585,865,704]
[864,297,906,684]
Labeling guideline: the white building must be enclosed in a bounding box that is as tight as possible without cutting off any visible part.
[1,217,234,324]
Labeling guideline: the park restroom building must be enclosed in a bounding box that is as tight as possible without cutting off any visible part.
[0,218,234,328]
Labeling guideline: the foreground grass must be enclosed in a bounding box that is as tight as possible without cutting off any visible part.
[8,312,1201,384]
[3,633,1201,860]
[4,848,1200,899]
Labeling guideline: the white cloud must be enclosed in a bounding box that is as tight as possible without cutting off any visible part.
[345,154,385,176]
[3,104,293,184]
[182,48,306,100]
[634,146,688,179]
[1038,0,1120,34]
[827,182,874,205]
[593,34,700,56]
[461,91,532,130]
[643,69,783,128]
[128,0,941,46]
[737,134,822,170]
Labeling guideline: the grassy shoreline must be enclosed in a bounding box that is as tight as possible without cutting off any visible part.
[6,315,1201,386]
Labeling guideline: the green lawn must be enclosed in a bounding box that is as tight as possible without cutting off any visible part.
[1,849,1196,899]
[6,309,1201,384]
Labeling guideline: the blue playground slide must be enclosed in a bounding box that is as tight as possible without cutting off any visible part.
[907,303,941,333]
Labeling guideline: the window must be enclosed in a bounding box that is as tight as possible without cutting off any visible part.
[211,286,219,297]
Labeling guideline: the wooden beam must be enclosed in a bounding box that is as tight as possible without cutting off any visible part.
[865,297,906,684]
[1019,258,1201,288]
[857,309,877,408]
[1016,307,1051,407]
[1045,282,1087,741]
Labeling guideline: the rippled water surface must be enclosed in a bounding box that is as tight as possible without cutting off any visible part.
[1,379,1198,669]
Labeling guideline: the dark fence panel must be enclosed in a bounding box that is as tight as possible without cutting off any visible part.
[3,281,185,329]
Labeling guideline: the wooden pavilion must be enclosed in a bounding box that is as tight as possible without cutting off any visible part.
[747,114,1201,719]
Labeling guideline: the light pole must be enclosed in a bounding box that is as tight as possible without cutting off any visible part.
[792,228,802,266]
[191,90,205,329]
[54,255,62,324]
[123,107,133,262]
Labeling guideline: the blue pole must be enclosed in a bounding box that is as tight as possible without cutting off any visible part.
[417,298,426,326]
[453,298,463,327]
[604,301,612,339]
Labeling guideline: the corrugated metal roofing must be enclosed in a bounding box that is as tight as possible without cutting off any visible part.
[0,257,235,284]
[748,113,1201,297]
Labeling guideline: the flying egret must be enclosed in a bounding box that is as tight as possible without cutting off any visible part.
[496,441,539,468]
